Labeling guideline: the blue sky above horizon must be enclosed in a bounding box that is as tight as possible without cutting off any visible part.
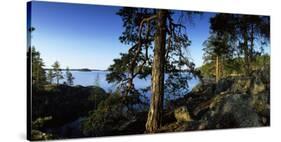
[28,1,268,70]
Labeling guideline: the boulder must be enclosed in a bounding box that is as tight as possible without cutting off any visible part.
[252,81,266,95]
[191,82,215,95]
[230,78,251,93]
[215,77,234,93]
[174,106,192,123]
[250,91,270,125]
[250,76,266,95]
[207,93,262,129]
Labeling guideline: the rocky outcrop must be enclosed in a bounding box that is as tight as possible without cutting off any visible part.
[206,93,262,128]
[161,65,270,131]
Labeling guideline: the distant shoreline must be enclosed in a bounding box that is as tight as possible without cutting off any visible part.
[44,68,108,72]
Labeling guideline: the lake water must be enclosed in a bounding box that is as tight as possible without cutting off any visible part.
[60,71,199,98]
[61,71,117,91]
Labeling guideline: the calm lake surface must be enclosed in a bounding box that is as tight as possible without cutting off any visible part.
[60,71,199,96]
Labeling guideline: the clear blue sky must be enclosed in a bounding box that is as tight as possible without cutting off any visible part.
[29,1,216,70]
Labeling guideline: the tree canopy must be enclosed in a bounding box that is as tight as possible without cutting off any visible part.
[106,8,202,132]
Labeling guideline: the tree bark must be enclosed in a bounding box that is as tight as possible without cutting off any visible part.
[243,29,250,76]
[249,24,254,70]
[215,55,220,82]
[145,10,167,133]
[220,56,224,78]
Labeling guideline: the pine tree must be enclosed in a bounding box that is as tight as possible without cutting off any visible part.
[209,14,270,76]
[52,61,63,85]
[107,8,201,132]
[31,47,47,89]
[65,67,74,86]
[46,69,54,84]
[203,32,235,81]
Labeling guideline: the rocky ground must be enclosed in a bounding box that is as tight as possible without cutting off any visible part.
[159,65,270,132]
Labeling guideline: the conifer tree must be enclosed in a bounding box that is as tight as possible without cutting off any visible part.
[52,61,63,85]
[65,67,74,86]
[107,8,201,132]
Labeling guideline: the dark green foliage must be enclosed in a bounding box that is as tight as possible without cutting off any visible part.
[32,85,108,139]
[251,53,270,70]
[202,13,270,78]
[31,47,47,90]
[203,33,235,62]
[106,53,132,84]
[209,14,237,39]
[203,14,238,81]
[198,62,215,78]
[82,92,146,136]
[107,8,199,97]
[52,61,64,85]
[46,69,54,84]
[65,67,74,86]
[107,8,156,95]
[221,57,244,76]
[29,27,47,90]
[88,86,108,109]
[221,14,269,74]
[165,72,193,99]
[82,93,128,136]
[199,54,270,78]
[117,8,157,45]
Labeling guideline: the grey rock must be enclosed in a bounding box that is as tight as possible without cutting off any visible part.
[174,106,192,122]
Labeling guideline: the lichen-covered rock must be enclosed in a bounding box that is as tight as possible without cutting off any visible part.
[250,75,266,95]
[207,93,262,128]
[230,78,251,93]
[174,106,192,122]
[251,92,270,125]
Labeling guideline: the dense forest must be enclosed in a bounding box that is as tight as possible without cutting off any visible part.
[28,7,270,140]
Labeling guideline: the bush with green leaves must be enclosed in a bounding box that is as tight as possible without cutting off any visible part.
[82,92,145,136]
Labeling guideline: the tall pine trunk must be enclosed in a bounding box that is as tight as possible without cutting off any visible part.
[220,56,224,78]
[146,10,167,133]
[242,25,250,76]
[249,24,254,70]
[215,55,220,82]
[243,34,250,76]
